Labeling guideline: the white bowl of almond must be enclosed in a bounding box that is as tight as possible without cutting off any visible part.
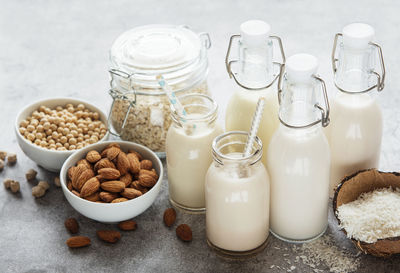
[15,98,109,172]
[60,141,163,223]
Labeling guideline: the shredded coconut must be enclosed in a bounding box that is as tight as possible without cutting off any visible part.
[337,187,400,243]
[292,234,361,273]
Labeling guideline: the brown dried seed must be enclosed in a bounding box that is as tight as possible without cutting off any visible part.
[111,197,128,203]
[77,159,92,169]
[86,150,101,163]
[120,173,132,187]
[71,190,80,197]
[130,180,146,191]
[163,208,176,227]
[97,168,120,180]
[107,143,121,149]
[116,152,130,175]
[74,168,95,191]
[138,174,157,188]
[84,191,100,202]
[67,166,76,180]
[176,224,192,242]
[80,177,100,198]
[64,217,79,234]
[66,236,91,248]
[25,169,37,181]
[106,147,120,161]
[99,191,119,203]
[140,159,153,170]
[97,230,121,243]
[139,169,158,180]
[118,220,137,231]
[100,181,125,193]
[67,181,73,191]
[94,158,116,172]
[128,150,143,161]
[71,164,88,188]
[127,153,140,174]
[121,188,142,199]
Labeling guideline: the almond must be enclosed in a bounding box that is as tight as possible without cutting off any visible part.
[116,152,130,175]
[121,188,142,199]
[139,169,158,180]
[118,220,137,231]
[106,147,120,161]
[97,230,121,243]
[120,173,132,187]
[176,224,192,242]
[84,191,100,202]
[127,153,140,174]
[64,217,79,234]
[107,143,121,149]
[67,181,73,191]
[138,174,157,188]
[99,191,119,203]
[72,190,80,197]
[66,236,91,248]
[100,147,110,158]
[128,150,143,161]
[94,158,116,172]
[74,168,95,191]
[71,164,89,189]
[97,168,120,180]
[80,177,100,198]
[86,150,101,163]
[163,208,176,227]
[67,166,76,180]
[130,180,146,191]
[140,159,153,170]
[111,197,128,203]
[100,181,125,192]
[77,159,92,169]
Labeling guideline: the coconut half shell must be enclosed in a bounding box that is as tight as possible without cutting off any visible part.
[333,168,400,258]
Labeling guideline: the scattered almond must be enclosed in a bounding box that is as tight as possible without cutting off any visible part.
[163,208,177,227]
[176,224,192,242]
[118,220,137,231]
[66,236,91,248]
[97,230,121,243]
[64,217,79,234]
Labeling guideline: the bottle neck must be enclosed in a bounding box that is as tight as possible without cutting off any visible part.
[279,79,320,128]
[236,39,274,89]
[335,44,375,93]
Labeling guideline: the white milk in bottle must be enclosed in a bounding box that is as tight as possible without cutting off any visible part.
[166,94,222,212]
[267,54,331,243]
[225,20,285,166]
[326,23,386,196]
[206,132,270,257]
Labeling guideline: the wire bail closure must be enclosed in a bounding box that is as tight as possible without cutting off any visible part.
[331,33,386,93]
[107,69,137,137]
[277,65,330,129]
[225,34,286,90]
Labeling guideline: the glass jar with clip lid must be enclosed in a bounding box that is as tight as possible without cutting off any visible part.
[107,24,211,157]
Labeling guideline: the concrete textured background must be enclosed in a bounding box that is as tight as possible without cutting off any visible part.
[1,0,400,272]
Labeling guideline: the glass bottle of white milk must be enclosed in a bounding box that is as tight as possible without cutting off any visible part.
[205,132,270,258]
[166,94,222,213]
[267,54,331,243]
[225,20,285,166]
[326,23,386,196]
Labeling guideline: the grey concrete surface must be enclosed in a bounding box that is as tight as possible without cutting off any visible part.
[1,0,400,272]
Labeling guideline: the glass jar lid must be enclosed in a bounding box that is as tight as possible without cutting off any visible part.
[110,24,210,91]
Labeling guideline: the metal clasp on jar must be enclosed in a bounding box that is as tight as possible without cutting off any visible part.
[277,65,330,128]
[225,34,285,90]
[331,33,386,93]
[107,69,137,137]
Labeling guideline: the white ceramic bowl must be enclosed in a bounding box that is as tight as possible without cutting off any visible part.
[15,97,109,172]
[60,141,163,223]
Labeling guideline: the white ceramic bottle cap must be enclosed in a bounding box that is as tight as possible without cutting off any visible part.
[286,53,318,83]
[240,20,271,46]
[342,23,375,50]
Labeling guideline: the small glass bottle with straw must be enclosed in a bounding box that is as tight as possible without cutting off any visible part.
[205,97,270,258]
